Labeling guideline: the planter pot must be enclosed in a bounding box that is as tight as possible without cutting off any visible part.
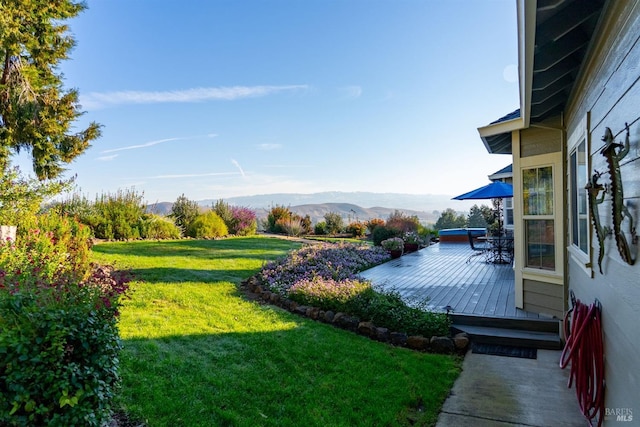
[389,249,403,259]
[403,243,419,253]
[0,225,16,243]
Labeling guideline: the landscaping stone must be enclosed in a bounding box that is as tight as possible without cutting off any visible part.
[357,321,376,337]
[294,305,309,316]
[406,335,430,351]
[453,332,470,350]
[261,291,272,302]
[390,331,408,346]
[306,307,320,320]
[334,313,359,331]
[269,293,280,304]
[375,327,390,342]
[323,310,335,323]
[430,336,455,353]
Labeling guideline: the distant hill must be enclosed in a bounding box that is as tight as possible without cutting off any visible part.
[145,192,477,225]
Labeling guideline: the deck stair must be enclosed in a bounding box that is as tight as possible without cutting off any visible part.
[451,313,563,350]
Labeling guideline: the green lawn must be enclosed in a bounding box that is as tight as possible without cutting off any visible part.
[92,236,460,427]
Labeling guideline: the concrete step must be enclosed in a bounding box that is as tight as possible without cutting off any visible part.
[451,323,563,350]
[450,313,561,333]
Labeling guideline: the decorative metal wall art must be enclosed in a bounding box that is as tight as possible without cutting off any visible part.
[585,170,607,273]
[598,123,637,267]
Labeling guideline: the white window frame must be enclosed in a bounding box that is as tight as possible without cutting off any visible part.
[567,113,592,277]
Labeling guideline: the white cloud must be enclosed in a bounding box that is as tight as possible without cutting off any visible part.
[257,143,282,151]
[148,172,240,179]
[81,85,309,109]
[101,137,182,154]
[231,159,246,177]
[342,85,363,99]
[96,154,118,161]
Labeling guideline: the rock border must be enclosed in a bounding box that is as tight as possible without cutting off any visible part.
[240,276,469,355]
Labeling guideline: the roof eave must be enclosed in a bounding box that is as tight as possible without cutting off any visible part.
[478,117,524,154]
[517,0,537,130]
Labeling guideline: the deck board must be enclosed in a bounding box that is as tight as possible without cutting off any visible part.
[360,242,539,319]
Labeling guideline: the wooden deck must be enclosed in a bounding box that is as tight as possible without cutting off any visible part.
[360,242,540,319]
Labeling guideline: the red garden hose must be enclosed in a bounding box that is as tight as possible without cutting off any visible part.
[560,294,605,427]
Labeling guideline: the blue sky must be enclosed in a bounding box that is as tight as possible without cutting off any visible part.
[15,0,518,206]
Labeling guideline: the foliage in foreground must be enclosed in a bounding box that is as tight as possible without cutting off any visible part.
[259,242,451,337]
[0,215,130,426]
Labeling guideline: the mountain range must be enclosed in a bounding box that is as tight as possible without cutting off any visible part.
[147,191,478,225]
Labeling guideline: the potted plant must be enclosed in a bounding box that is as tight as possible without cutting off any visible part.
[402,232,422,253]
[381,237,404,258]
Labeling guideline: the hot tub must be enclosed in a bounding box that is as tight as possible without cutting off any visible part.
[438,228,486,243]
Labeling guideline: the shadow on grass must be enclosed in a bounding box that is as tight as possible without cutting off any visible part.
[127,267,260,285]
[92,237,301,262]
[117,322,460,427]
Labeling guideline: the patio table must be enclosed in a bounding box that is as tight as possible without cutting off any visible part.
[479,236,514,264]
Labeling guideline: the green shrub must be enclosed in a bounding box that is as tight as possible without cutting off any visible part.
[11,212,93,283]
[187,211,228,238]
[349,287,450,337]
[141,214,181,239]
[314,221,327,235]
[170,194,201,236]
[323,211,344,235]
[0,224,130,426]
[372,225,399,246]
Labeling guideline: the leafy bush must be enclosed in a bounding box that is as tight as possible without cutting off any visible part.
[187,211,228,238]
[170,194,201,236]
[314,221,327,235]
[266,205,291,234]
[365,218,385,235]
[141,214,181,239]
[371,225,399,246]
[323,211,344,235]
[386,210,420,235]
[346,221,367,237]
[12,212,93,284]
[0,221,130,426]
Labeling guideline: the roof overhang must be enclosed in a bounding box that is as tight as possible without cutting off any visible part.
[478,0,606,154]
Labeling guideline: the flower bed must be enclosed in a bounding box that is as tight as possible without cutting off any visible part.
[256,242,457,349]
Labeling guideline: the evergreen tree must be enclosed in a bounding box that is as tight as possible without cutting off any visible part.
[467,204,489,228]
[0,0,101,179]
[170,194,200,234]
[434,208,467,230]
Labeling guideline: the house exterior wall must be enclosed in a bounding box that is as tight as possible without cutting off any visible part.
[563,0,640,415]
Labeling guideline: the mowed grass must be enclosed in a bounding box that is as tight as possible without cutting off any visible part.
[91,236,461,427]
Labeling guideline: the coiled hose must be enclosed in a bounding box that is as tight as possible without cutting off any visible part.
[559,293,605,427]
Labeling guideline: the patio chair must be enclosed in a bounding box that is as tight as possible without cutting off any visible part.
[466,231,490,263]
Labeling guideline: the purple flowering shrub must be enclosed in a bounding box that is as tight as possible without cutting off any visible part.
[258,242,450,337]
[259,242,390,295]
[229,206,257,236]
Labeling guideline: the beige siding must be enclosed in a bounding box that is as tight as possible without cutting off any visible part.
[564,0,640,413]
[522,279,564,318]
[519,117,563,157]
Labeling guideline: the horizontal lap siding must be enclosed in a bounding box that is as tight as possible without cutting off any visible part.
[564,0,640,413]
[522,279,563,318]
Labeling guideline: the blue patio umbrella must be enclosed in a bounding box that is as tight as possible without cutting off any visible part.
[453,181,513,235]
[452,181,513,200]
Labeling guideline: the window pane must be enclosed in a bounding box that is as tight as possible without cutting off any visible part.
[570,141,588,254]
[525,219,555,270]
[523,166,553,215]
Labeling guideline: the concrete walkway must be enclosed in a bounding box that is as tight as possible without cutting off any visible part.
[436,349,586,427]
